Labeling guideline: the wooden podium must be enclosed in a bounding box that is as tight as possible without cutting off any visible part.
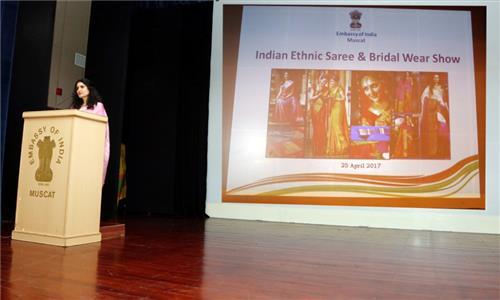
[12,109,107,246]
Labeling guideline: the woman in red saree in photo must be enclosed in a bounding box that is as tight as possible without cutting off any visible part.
[395,72,414,113]
[419,74,450,158]
[350,74,391,159]
[359,75,392,126]
[310,77,329,156]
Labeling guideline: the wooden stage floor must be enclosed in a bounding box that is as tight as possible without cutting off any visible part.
[1,217,499,299]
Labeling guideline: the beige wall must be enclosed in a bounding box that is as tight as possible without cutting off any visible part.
[48,1,91,109]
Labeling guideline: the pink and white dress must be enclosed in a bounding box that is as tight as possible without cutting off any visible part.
[79,102,110,184]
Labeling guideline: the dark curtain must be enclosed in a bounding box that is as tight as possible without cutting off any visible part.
[85,2,134,220]
[172,3,211,217]
[1,1,56,221]
[87,1,212,218]
[122,2,212,217]
[1,1,19,183]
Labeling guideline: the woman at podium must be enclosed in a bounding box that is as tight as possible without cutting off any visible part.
[72,78,110,184]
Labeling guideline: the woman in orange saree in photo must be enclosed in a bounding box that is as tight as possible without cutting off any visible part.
[393,115,415,158]
[326,77,349,156]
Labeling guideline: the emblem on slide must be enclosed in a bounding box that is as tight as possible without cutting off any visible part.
[349,10,362,29]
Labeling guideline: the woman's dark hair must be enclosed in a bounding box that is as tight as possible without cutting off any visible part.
[71,78,103,110]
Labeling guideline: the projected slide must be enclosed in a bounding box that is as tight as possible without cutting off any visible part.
[266,69,450,160]
[223,6,484,208]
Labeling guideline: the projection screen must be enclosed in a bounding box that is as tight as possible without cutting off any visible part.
[222,5,486,209]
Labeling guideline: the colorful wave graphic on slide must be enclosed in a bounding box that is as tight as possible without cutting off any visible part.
[226,155,480,198]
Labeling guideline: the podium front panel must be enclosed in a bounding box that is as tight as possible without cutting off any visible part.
[12,110,107,246]
[14,116,72,237]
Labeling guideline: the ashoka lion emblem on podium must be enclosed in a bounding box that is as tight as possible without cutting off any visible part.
[35,136,56,182]
[27,126,65,183]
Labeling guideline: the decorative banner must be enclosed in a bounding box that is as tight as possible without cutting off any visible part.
[223,6,483,208]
